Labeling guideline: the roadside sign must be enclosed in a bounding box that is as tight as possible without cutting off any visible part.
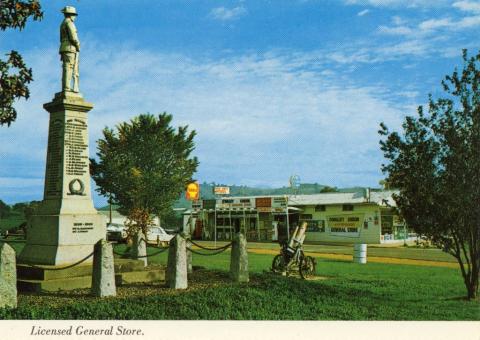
[186,182,200,200]
[213,186,230,195]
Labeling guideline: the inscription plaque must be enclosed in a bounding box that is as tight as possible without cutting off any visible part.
[65,118,88,177]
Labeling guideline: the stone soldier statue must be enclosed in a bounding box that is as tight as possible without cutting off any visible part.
[59,6,80,92]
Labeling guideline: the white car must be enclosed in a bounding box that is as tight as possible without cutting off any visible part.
[147,226,174,244]
[106,223,174,244]
[106,223,128,242]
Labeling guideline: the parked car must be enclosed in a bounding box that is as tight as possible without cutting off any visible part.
[106,223,174,244]
[106,223,128,242]
[147,226,175,244]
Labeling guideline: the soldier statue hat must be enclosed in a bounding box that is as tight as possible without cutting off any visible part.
[61,6,77,16]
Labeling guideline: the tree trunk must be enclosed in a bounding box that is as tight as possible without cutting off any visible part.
[452,247,477,300]
[466,265,479,300]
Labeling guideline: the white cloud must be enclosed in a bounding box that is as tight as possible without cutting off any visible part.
[210,6,247,21]
[418,18,453,31]
[392,16,407,26]
[3,43,406,202]
[457,15,480,27]
[453,1,480,13]
[418,15,480,31]
[357,9,370,16]
[378,25,413,35]
[344,0,450,8]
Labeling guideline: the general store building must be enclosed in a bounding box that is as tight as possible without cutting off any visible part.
[184,190,416,245]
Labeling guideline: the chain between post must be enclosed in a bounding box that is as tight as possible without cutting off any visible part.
[19,251,94,271]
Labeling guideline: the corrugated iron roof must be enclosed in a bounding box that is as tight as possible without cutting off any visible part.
[288,190,398,207]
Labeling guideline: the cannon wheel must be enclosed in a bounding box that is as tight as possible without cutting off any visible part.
[299,255,316,279]
[272,254,286,273]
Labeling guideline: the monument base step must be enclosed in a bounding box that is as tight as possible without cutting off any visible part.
[115,268,165,285]
[17,259,165,292]
[17,275,93,292]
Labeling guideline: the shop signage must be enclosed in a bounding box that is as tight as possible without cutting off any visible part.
[255,197,271,208]
[186,182,200,200]
[256,207,272,213]
[272,196,287,208]
[214,186,230,195]
[327,215,362,228]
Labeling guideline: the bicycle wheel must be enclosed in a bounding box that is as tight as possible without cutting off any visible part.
[272,254,286,273]
[299,255,316,279]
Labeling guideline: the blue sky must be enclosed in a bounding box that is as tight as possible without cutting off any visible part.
[1,0,479,206]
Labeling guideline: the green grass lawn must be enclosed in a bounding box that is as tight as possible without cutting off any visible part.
[0,242,478,320]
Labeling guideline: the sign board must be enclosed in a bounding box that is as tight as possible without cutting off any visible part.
[255,197,271,208]
[272,196,287,208]
[328,215,362,233]
[186,182,200,201]
[213,186,230,195]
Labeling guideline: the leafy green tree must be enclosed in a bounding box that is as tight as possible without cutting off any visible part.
[320,186,338,193]
[379,49,480,300]
[0,0,43,126]
[91,113,199,235]
[0,199,11,219]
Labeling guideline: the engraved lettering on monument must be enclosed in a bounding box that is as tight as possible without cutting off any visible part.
[45,119,63,197]
[65,118,88,177]
[72,222,94,233]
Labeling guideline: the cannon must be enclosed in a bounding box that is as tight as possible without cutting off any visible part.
[271,221,316,279]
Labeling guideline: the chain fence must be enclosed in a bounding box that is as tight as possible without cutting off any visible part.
[18,251,94,271]
[6,232,232,270]
[113,237,170,259]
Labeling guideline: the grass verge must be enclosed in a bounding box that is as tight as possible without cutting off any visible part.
[0,243,478,320]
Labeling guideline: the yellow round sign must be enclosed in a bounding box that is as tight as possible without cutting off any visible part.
[186,182,200,200]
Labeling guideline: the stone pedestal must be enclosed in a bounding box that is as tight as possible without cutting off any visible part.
[230,233,249,283]
[0,243,17,308]
[18,91,105,266]
[166,234,188,289]
[186,239,193,274]
[132,230,147,267]
[91,240,116,297]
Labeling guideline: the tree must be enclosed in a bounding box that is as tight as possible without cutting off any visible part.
[0,199,11,219]
[0,0,43,126]
[320,186,338,193]
[91,113,199,236]
[379,49,480,300]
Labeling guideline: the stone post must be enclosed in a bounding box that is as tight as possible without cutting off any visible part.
[166,234,187,289]
[132,230,147,267]
[91,239,116,297]
[0,243,17,308]
[230,233,249,283]
[186,238,193,274]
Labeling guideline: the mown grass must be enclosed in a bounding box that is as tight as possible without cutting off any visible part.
[0,242,478,320]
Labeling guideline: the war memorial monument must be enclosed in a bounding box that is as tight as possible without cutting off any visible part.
[14,7,152,291]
